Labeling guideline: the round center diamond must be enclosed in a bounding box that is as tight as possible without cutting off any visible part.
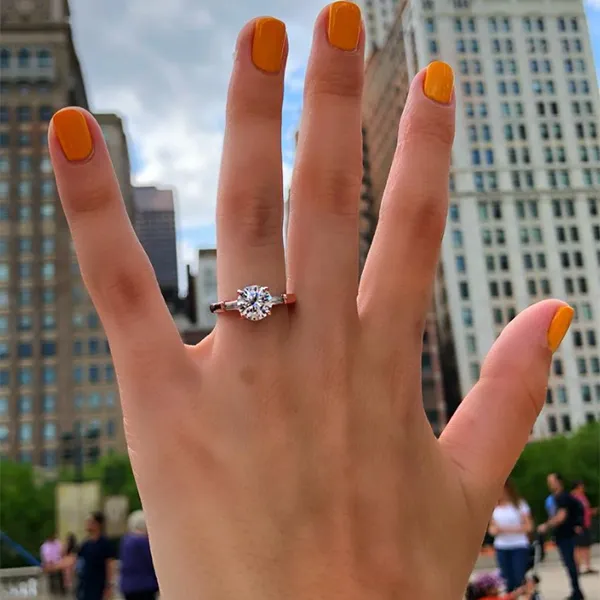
[236,285,273,321]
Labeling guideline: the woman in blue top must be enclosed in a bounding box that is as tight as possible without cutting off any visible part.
[119,511,158,600]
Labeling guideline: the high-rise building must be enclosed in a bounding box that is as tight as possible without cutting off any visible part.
[96,113,133,221]
[194,249,217,330]
[356,0,404,56]
[132,186,179,308]
[402,0,600,437]
[0,0,125,467]
[362,4,449,434]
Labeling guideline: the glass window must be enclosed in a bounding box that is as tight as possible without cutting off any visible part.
[106,419,116,439]
[42,288,55,305]
[19,182,32,198]
[42,262,55,280]
[452,230,463,248]
[19,367,33,385]
[40,157,52,173]
[17,106,31,122]
[39,106,53,121]
[19,422,33,442]
[106,392,116,407]
[73,366,83,384]
[462,308,473,327]
[18,314,32,331]
[0,369,10,386]
[41,340,56,357]
[42,313,56,330]
[43,422,56,441]
[18,342,32,358]
[89,365,100,384]
[89,392,102,409]
[43,394,56,413]
[40,203,55,220]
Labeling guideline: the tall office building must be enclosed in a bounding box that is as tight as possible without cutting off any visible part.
[194,249,217,330]
[356,0,404,55]
[0,0,126,466]
[132,186,179,308]
[401,0,600,437]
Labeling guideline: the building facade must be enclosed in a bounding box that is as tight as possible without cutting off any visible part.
[96,113,133,221]
[356,0,405,55]
[402,0,600,437]
[362,4,449,434]
[132,186,179,308]
[0,0,126,467]
[194,249,217,330]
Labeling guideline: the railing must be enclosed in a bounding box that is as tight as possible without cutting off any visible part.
[0,567,47,598]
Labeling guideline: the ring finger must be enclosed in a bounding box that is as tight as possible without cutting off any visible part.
[216,17,288,336]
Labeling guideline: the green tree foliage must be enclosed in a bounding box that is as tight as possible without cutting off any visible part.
[0,461,55,567]
[511,422,600,524]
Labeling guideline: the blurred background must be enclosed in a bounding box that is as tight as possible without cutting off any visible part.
[0,0,599,598]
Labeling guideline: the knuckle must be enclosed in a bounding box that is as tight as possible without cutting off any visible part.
[218,189,281,248]
[401,108,455,149]
[95,258,160,322]
[304,61,363,101]
[67,171,120,216]
[227,79,283,123]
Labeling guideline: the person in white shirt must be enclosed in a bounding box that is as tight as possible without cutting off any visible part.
[488,480,534,592]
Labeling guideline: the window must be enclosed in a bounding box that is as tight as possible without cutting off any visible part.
[43,422,57,441]
[105,365,115,383]
[19,367,34,386]
[42,313,56,330]
[462,308,473,327]
[42,262,55,280]
[89,365,100,384]
[452,230,463,248]
[459,282,470,300]
[0,369,10,386]
[43,394,56,413]
[41,340,56,357]
[18,48,30,67]
[19,182,32,199]
[562,415,571,433]
[19,423,33,443]
[89,393,102,409]
[73,366,83,384]
[18,342,32,358]
[37,49,52,68]
[107,419,116,439]
[17,106,31,122]
[40,203,55,220]
[18,315,32,331]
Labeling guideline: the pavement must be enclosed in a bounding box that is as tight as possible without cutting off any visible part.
[473,546,600,599]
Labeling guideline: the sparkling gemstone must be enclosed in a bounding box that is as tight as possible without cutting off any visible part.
[236,285,273,321]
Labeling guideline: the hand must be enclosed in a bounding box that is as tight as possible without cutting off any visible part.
[47,5,574,599]
[538,523,548,534]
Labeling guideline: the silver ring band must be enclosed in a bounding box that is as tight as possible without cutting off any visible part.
[210,285,296,321]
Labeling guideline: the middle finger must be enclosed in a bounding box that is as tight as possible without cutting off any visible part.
[287,2,365,331]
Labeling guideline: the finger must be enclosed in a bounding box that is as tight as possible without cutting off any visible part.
[287,2,364,328]
[48,108,186,381]
[359,62,455,342]
[440,301,574,512]
[216,17,287,333]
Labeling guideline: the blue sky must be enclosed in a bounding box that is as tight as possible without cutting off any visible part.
[72,1,600,290]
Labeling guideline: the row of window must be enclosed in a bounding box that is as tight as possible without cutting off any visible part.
[74,391,117,410]
[0,340,57,359]
[0,419,118,445]
[0,180,55,199]
[0,81,53,96]
[0,106,54,123]
[0,48,53,69]
[0,394,56,415]
[0,132,49,147]
[0,236,55,255]
[0,155,54,173]
[0,262,56,281]
[0,366,59,386]
[73,364,116,385]
[0,203,55,222]
[0,311,100,332]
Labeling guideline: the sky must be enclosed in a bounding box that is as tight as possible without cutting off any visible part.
[69,0,600,288]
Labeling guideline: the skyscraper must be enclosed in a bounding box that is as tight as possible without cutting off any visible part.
[356,0,404,55]
[0,0,125,466]
[401,0,600,437]
[132,186,179,308]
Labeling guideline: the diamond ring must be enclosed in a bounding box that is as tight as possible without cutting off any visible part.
[210,285,296,321]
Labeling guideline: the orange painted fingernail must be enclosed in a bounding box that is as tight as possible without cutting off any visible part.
[52,108,93,162]
[424,61,454,104]
[252,17,286,73]
[328,2,361,51]
[547,306,574,353]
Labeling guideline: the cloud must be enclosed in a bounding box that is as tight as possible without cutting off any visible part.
[70,0,325,239]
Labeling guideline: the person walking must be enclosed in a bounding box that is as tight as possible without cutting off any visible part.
[62,533,78,593]
[76,512,115,600]
[538,473,585,600]
[571,480,598,575]
[119,511,159,600]
[488,480,533,592]
[40,532,65,597]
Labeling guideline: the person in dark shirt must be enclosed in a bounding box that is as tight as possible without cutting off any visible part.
[538,473,585,600]
[76,512,115,600]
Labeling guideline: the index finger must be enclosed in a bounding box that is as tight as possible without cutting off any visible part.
[49,108,186,381]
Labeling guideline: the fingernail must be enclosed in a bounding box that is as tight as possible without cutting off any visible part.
[252,17,286,73]
[424,61,454,104]
[328,1,361,51]
[547,306,574,353]
[52,108,93,162]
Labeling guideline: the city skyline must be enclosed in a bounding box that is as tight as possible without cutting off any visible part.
[67,0,600,271]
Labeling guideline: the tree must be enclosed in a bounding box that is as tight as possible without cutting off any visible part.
[0,461,55,567]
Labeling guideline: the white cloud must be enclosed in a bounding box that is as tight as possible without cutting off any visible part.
[71,0,326,238]
[585,0,600,9]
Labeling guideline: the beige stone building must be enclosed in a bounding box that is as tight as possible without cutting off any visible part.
[0,0,128,467]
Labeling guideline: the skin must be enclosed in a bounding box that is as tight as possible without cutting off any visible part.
[572,483,598,572]
[48,8,570,600]
[538,475,568,533]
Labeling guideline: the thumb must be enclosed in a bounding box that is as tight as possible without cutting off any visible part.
[439,300,574,507]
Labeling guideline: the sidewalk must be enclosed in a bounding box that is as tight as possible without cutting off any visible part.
[474,546,599,600]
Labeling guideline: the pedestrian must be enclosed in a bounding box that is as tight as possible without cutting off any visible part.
[465,572,538,600]
[119,510,159,600]
[76,512,115,600]
[40,532,65,597]
[571,480,598,575]
[538,473,585,600]
[62,533,78,592]
[488,480,533,592]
